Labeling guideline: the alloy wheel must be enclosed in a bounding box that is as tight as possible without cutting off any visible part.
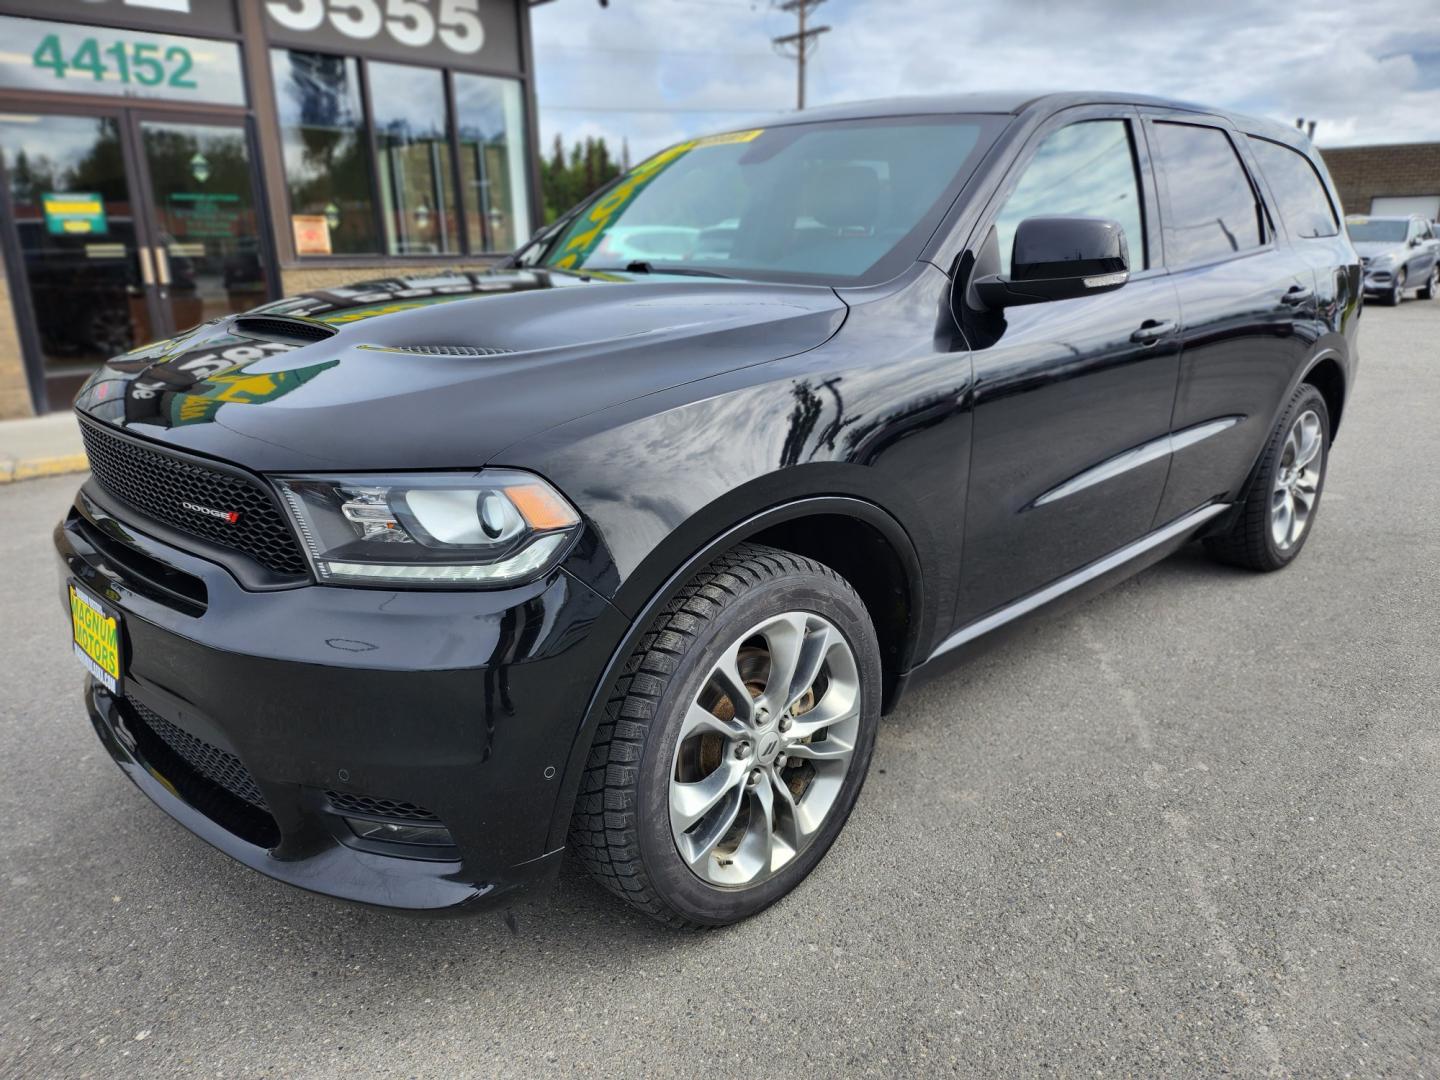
[1271,409,1324,551]
[668,611,861,888]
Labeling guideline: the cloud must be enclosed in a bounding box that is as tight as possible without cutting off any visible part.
[532,0,1440,157]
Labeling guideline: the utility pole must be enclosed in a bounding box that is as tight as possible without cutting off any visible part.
[772,0,830,110]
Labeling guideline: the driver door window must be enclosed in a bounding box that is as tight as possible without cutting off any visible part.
[993,120,1147,275]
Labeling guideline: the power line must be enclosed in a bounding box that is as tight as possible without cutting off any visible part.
[771,0,830,110]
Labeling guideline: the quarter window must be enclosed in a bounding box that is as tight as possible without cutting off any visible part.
[994,120,1146,275]
[1152,122,1263,266]
[1248,137,1338,239]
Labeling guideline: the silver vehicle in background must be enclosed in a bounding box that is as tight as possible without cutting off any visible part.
[1347,214,1440,305]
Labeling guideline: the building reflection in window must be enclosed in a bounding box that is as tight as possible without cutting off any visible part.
[370,61,458,256]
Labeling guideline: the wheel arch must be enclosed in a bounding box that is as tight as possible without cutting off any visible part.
[544,494,925,852]
[1301,353,1347,439]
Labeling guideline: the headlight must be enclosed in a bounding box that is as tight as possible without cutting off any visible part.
[1370,253,1397,269]
[273,471,581,588]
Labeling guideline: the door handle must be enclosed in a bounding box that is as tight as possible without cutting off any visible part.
[1130,318,1176,345]
[138,246,155,287]
[154,245,172,287]
[1280,285,1313,306]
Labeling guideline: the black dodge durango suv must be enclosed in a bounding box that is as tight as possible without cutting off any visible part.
[57,92,1359,927]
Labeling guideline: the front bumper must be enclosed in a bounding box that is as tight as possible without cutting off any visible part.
[1362,266,1398,293]
[56,484,626,914]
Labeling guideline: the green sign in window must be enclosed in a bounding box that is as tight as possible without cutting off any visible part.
[42,192,108,236]
[0,16,245,106]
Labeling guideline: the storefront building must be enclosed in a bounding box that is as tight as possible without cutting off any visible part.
[1318,142,1440,222]
[0,0,545,417]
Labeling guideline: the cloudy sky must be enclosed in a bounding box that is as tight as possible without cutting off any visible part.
[531,0,1440,161]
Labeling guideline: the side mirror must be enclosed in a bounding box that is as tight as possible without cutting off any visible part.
[973,216,1130,309]
[1410,236,1423,248]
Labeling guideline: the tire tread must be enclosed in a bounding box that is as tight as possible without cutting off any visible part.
[567,543,853,927]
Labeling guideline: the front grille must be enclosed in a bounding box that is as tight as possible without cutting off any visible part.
[79,419,309,576]
[129,697,268,811]
[325,790,440,822]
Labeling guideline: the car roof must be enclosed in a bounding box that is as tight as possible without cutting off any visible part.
[1347,214,1420,222]
[759,91,1313,152]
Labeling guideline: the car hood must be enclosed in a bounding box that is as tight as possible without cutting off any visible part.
[74,269,847,471]
[1352,240,1407,260]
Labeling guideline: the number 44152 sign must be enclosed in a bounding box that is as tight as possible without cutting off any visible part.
[263,0,521,75]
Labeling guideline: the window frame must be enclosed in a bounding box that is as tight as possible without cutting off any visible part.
[1140,111,1277,272]
[1243,134,1341,242]
[967,104,1164,282]
[268,46,530,263]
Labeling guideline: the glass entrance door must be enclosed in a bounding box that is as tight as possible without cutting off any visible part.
[0,112,156,410]
[135,118,271,331]
[0,109,273,411]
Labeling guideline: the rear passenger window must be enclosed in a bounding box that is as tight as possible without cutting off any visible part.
[1152,122,1263,266]
[1248,137,1339,239]
[994,120,1146,275]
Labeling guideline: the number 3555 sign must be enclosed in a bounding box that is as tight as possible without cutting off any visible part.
[264,0,520,74]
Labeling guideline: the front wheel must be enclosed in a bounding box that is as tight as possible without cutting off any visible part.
[1420,265,1438,301]
[1385,270,1406,305]
[569,543,881,927]
[1205,383,1330,572]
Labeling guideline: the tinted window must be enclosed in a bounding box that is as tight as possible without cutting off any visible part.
[455,73,531,253]
[539,117,993,285]
[1247,137,1338,239]
[994,120,1145,274]
[1153,122,1263,266]
[270,50,378,255]
[370,62,458,256]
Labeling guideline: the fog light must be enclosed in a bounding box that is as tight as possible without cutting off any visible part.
[345,817,454,847]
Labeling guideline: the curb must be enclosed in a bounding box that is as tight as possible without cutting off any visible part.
[0,453,90,485]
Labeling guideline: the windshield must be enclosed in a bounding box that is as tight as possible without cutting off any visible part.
[536,116,998,285]
[1347,218,1407,243]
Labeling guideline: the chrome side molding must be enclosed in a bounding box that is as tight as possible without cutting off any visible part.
[1032,416,1243,509]
[929,502,1231,660]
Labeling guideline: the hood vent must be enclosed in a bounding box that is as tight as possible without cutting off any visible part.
[385,344,513,356]
[232,315,338,346]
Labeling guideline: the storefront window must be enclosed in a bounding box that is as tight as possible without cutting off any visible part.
[455,73,530,253]
[369,61,457,256]
[270,50,378,255]
[270,49,531,260]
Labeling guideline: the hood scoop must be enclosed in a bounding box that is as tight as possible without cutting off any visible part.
[232,315,338,346]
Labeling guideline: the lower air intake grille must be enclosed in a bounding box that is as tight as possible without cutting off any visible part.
[128,697,268,811]
[79,418,309,576]
[325,790,440,822]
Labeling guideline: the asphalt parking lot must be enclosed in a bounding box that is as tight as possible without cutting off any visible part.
[2,301,1437,1079]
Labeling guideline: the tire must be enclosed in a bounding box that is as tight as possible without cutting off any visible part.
[1420,265,1438,301]
[569,543,881,927]
[1385,270,1405,305]
[1205,383,1330,572]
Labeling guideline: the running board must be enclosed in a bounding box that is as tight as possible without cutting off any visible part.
[928,502,1230,661]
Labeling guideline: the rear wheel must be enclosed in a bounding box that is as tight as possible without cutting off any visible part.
[1205,383,1330,572]
[569,543,880,927]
